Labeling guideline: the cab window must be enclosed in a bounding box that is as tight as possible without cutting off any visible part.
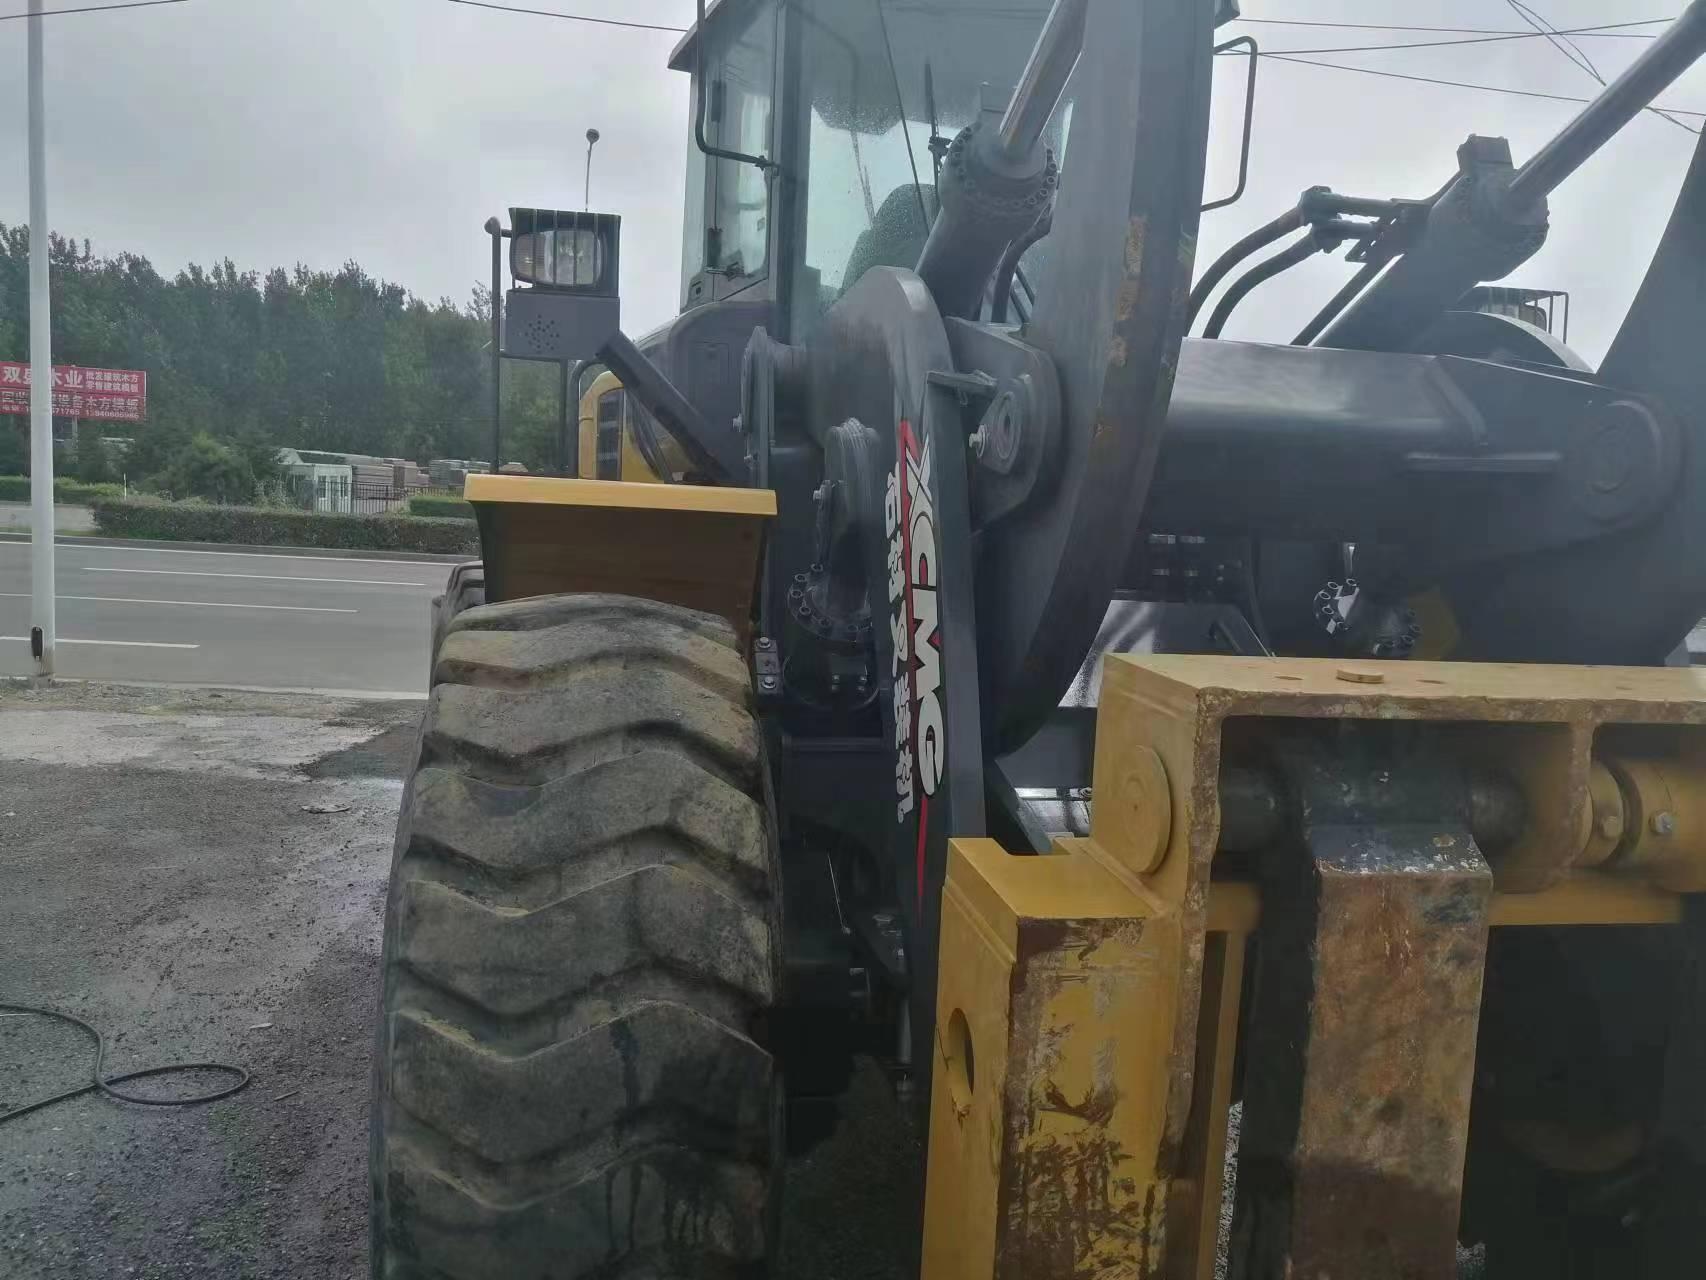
[681,2,777,307]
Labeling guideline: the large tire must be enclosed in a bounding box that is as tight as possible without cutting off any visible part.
[372,593,779,1278]
[428,561,485,678]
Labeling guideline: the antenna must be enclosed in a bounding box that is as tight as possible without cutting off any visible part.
[584,128,601,210]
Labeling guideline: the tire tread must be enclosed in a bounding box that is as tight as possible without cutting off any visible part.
[372,592,774,1279]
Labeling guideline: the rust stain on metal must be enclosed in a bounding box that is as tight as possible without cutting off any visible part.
[1125,217,1148,274]
[1288,1160,1465,1280]
[1000,916,1160,1278]
[1040,1076,1120,1128]
[1112,217,1147,327]
[1237,832,1491,1277]
[1010,1126,1148,1279]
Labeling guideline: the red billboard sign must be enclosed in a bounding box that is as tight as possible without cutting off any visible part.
[0,361,147,423]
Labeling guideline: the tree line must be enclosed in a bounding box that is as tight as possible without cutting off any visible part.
[0,225,568,500]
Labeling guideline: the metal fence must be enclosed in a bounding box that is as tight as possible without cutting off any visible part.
[351,480,408,516]
[287,474,459,517]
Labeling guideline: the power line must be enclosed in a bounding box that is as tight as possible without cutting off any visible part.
[1258,25,1667,57]
[443,0,685,33]
[1506,0,1602,79]
[0,0,188,20]
[1232,16,1670,37]
[1506,0,1699,135]
[1262,52,1706,119]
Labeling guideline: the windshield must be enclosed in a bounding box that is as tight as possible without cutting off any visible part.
[791,0,1060,336]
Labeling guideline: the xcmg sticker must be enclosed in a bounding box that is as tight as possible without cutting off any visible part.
[886,419,944,900]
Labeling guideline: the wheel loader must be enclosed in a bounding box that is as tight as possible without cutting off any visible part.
[370,1,1706,1275]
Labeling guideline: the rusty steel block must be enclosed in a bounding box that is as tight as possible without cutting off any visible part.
[1232,819,1492,1280]
[921,655,1706,1280]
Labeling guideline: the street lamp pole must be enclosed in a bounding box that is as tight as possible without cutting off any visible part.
[28,0,56,678]
[584,127,600,210]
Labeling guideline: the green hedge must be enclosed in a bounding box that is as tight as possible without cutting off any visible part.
[407,493,474,520]
[90,497,479,555]
[0,476,125,504]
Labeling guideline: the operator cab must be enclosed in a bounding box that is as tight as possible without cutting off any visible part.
[669,0,1062,343]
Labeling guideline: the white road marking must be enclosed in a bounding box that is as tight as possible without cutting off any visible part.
[0,636,199,650]
[82,567,436,588]
[0,593,356,614]
[0,540,461,570]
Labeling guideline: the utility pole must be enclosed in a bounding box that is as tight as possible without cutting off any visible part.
[584,128,600,209]
[28,0,55,678]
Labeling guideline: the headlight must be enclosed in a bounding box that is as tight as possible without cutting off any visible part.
[512,227,605,289]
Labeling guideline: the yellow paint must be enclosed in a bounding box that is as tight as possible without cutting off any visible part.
[1181,929,1247,1280]
[924,837,1185,1280]
[1088,742,1171,875]
[464,472,775,516]
[922,654,1706,1279]
[1488,873,1683,926]
[1601,751,1706,893]
[1112,653,1706,712]
[1204,881,1259,935]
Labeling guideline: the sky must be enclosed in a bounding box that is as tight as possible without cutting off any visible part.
[2,0,1704,360]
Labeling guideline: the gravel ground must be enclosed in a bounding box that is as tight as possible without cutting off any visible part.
[0,680,916,1280]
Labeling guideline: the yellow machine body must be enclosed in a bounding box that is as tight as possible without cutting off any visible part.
[462,473,774,631]
[922,655,1706,1279]
[575,369,692,483]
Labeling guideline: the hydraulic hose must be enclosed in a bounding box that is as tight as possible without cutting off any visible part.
[991,213,1052,324]
[1186,207,1304,331]
[1202,233,1323,340]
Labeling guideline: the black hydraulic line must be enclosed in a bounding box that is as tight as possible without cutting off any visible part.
[1186,207,1304,330]
[1294,258,1385,345]
[1241,538,1273,654]
[0,1003,248,1123]
[1190,188,1401,332]
[991,213,1052,323]
[1310,192,1402,218]
[1202,233,1324,339]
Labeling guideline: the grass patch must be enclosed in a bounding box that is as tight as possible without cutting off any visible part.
[406,492,474,520]
[0,475,125,503]
[90,496,479,555]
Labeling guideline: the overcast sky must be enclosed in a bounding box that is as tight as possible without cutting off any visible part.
[3,0,1703,359]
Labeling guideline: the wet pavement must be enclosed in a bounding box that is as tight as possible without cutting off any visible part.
[0,680,917,1279]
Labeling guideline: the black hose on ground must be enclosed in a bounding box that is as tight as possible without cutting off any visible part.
[0,1002,249,1123]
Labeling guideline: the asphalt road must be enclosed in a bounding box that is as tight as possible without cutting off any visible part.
[0,540,457,694]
